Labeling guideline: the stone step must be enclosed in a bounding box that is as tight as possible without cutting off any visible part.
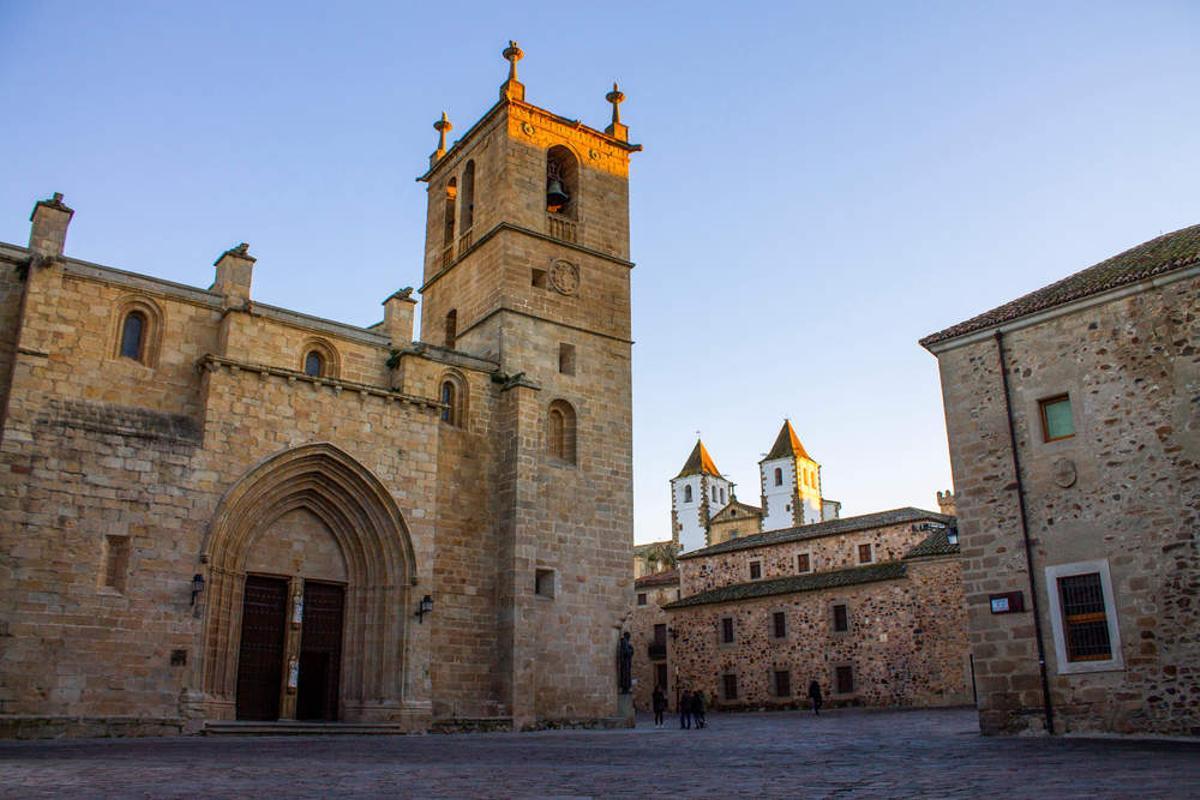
[202,720,408,736]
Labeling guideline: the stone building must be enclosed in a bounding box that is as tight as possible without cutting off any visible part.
[665,507,970,711]
[0,44,639,737]
[921,224,1199,736]
[631,423,968,712]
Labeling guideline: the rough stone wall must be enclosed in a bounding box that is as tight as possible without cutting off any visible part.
[628,581,678,712]
[0,249,28,427]
[708,507,762,546]
[669,556,971,710]
[932,272,1200,735]
[679,520,939,596]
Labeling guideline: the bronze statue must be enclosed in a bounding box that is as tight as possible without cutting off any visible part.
[618,631,633,694]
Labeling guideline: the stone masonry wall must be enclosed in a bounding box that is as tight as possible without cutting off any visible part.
[669,556,971,710]
[933,272,1199,735]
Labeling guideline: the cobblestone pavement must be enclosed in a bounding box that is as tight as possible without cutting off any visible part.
[1,708,1197,799]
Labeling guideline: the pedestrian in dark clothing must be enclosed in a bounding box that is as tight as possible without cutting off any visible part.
[679,690,693,729]
[652,686,667,728]
[691,690,706,729]
[808,680,823,716]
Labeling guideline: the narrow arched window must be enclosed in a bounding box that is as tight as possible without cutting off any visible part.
[442,178,457,248]
[684,485,693,503]
[774,467,783,487]
[546,145,578,219]
[547,399,577,464]
[304,350,324,377]
[441,380,456,424]
[445,309,457,349]
[120,311,146,361]
[461,160,476,232]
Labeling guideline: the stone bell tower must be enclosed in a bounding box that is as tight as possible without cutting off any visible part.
[417,42,641,726]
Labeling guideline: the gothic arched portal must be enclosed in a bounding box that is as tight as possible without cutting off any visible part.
[197,443,418,722]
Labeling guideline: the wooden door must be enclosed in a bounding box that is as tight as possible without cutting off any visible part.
[296,581,344,721]
[235,575,288,721]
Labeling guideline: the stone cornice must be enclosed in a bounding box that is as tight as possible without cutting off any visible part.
[419,221,634,295]
[198,353,443,411]
[457,305,633,346]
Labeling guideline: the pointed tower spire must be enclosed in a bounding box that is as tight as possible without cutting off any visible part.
[500,40,526,102]
[430,112,453,168]
[604,82,628,141]
[676,439,721,478]
[764,419,811,461]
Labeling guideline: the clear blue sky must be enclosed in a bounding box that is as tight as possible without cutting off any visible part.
[2,2,1197,543]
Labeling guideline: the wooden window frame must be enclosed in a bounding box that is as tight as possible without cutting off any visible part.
[771,610,787,640]
[1038,393,1075,442]
[857,543,874,564]
[831,602,850,634]
[796,552,812,574]
[749,560,762,581]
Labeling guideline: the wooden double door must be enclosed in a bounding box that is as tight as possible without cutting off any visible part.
[235,576,345,721]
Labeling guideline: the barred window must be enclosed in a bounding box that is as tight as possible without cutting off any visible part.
[749,561,762,580]
[637,592,647,607]
[832,603,849,633]
[772,611,786,639]
[1058,573,1112,662]
[723,673,738,700]
[774,670,791,697]
[835,665,854,694]
[797,553,811,573]
[858,543,873,564]
[721,617,735,644]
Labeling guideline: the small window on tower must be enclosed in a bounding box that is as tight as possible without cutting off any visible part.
[445,309,457,349]
[532,268,548,288]
[535,568,556,598]
[101,535,130,592]
[720,487,726,504]
[774,467,783,486]
[559,343,576,375]
[684,485,693,503]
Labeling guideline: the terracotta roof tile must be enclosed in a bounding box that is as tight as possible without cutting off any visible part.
[921,224,1200,348]
[664,562,907,609]
[678,507,953,560]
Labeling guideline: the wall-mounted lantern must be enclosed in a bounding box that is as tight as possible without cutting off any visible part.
[415,594,433,624]
[190,573,205,606]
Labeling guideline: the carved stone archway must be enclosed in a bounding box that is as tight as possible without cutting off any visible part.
[197,443,418,722]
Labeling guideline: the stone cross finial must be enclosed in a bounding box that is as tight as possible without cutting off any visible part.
[433,112,453,161]
[606,82,624,125]
[500,40,526,102]
[604,82,628,142]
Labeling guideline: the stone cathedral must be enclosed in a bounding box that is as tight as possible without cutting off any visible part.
[0,43,639,737]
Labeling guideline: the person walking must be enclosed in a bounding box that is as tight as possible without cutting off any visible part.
[652,686,667,729]
[679,689,693,729]
[808,679,823,716]
[691,689,706,729]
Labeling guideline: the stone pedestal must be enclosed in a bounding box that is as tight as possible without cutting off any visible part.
[618,694,635,728]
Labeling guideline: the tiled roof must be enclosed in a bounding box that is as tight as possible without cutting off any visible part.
[678,507,953,560]
[635,568,680,588]
[663,562,907,609]
[633,540,674,557]
[762,420,811,461]
[921,224,1200,348]
[903,528,959,559]
[675,440,721,478]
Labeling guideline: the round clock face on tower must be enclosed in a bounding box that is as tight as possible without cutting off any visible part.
[549,260,580,296]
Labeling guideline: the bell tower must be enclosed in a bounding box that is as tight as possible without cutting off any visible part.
[416,43,641,726]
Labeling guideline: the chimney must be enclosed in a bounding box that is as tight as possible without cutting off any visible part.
[28,192,74,260]
[382,288,417,345]
[936,490,956,517]
[212,243,255,308]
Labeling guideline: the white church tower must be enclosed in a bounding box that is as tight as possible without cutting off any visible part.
[759,420,828,531]
[670,439,733,552]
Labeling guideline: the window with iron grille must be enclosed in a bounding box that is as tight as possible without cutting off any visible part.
[654,624,667,647]
[1058,573,1112,662]
[835,665,854,694]
[723,673,738,700]
[721,617,735,644]
[832,603,849,633]
[749,561,762,580]
[858,543,873,564]
[772,611,787,639]
[637,593,647,606]
[774,670,791,697]
[797,553,811,573]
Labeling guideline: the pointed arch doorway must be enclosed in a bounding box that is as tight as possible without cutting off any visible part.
[198,443,418,723]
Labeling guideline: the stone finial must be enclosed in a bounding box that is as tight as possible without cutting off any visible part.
[605,82,628,142]
[28,191,75,260]
[212,242,256,308]
[500,40,526,102]
[431,112,452,166]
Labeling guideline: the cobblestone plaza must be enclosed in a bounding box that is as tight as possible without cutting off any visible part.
[2,709,1196,799]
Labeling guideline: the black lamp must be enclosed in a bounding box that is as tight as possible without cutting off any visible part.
[416,594,433,624]
[190,573,205,606]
